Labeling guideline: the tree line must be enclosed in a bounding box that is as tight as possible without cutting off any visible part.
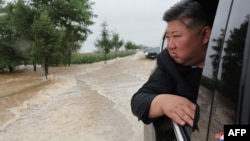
[94,21,141,63]
[0,0,142,78]
[0,0,96,78]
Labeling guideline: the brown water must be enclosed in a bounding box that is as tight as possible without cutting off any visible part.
[0,52,156,141]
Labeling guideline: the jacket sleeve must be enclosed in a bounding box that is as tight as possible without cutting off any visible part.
[130,66,175,124]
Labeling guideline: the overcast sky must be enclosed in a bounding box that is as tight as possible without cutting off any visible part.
[81,0,180,53]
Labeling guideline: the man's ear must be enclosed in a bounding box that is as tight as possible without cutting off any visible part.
[201,26,212,44]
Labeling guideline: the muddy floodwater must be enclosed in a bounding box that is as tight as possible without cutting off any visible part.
[0,52,156,141]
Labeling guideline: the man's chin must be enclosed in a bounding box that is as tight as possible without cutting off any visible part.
[173,58,184,65]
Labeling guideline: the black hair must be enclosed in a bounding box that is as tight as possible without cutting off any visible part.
[163,0,218,28]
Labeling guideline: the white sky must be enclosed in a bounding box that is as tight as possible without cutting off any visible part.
[81,0,180,52]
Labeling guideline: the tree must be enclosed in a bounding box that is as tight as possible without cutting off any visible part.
[124,41,140,51]
[31,0,96,66]
[4,0,37,70]
[31,10,62,79]
[0,2,25,72]
[111,31,123,59]
[94,21,112,63]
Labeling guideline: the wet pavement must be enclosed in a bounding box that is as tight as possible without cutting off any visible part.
[0,52,156,141]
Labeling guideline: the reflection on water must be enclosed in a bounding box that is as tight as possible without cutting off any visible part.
[0,52,154,141]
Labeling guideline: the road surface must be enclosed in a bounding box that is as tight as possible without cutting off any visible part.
[0,52,156,141]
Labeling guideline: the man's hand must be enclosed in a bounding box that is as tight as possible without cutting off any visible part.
[149,94,196,127]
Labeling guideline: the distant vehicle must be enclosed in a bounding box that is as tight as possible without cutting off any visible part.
[144,47,159,59]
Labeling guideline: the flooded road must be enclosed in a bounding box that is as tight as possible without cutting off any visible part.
[0,52,156,141]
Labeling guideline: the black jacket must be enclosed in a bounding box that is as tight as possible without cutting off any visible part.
[131,49,202,140]
[131,49,202,141]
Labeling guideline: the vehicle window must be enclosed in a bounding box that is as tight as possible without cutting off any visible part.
[238,20,250,125]
[192,0,250,140]
[207,0,250,140]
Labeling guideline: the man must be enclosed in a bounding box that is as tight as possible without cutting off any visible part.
[131,0,216,140]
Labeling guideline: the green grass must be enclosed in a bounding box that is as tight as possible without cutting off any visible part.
[71,50,136,64]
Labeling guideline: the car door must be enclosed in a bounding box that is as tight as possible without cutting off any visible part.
[191,0,250,140]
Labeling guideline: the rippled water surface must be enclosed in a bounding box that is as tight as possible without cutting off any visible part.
[0,52,156,141]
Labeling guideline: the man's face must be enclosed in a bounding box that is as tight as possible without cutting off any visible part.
[165,20,209,67]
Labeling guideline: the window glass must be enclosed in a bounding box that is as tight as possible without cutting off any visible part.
[207,0,250,140]
[191,0,232,140]
[238,18,250,125]
[191,0,250,140]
